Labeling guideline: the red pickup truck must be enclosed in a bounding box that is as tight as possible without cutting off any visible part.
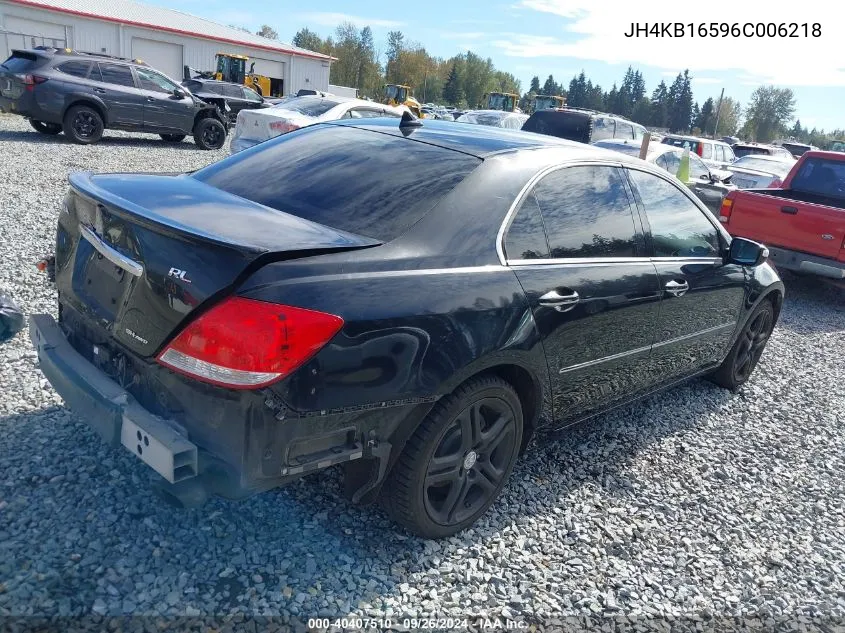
[719,150,845,282]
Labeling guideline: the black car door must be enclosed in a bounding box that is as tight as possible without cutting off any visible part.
[134,66,196,133]
[92,62,145,128]
[625,167,746,382]
[238,85,265,114]
[504,164,663,423]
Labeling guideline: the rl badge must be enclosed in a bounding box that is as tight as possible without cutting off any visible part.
[168,267,192,283]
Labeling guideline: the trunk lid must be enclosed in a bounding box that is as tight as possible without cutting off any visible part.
[56,172,379,357]
[728,190,845,259]
[233,108,312,144]
[0,50,45,99]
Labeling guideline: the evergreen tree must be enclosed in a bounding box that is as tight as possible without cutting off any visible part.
[442,63,463,105]
[530,76,541,94]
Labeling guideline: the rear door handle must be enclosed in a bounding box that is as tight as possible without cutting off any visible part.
[781,206,798,215]
[664,279,689,297]
[539,289,580,312]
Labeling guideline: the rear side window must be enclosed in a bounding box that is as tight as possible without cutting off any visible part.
[700,142,713,159]
[504,194,549,260]
[790,157,845,198]
[532,165,638,259]
[98,63,135,88]
[192,125,481,241]
[1,52,40,73]
[222,84,243,98]
[591,117,615,141]
[57,60,91,78]
[724,145,735,161]
[615,120,634,139]
[522,111,591,143]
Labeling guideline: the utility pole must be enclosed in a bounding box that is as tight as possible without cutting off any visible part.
[713,87,725,138]
[423,71,427,103]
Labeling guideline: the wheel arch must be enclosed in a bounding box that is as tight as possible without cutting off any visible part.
[64,97,108,126]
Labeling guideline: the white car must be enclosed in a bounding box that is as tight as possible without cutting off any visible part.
[230,96,407,153]
[455,110,529,130]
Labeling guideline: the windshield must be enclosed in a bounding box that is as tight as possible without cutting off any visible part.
[193,125,481,241]
[534,97,556,110]
[733,145,771,158]
[732,156,792,178]
[276,96,342,117]
[662,137,701,153]
[386,85,408,102]
[522,110,590,143]
[780,142,812,156]
[487,94,515,111]
[830,141,845,152]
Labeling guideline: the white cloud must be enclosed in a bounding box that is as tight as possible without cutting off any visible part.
[298,12,404,29]
[497,0,840,86]
[441,31,487,40]
[692,77,722,84]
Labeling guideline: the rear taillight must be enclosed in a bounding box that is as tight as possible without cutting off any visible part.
[157,297,343,389]
[268,121,300,134]
[696,144,704,157]
[719,197,733,224]
[21,74,48,91]
[768,177,782,188]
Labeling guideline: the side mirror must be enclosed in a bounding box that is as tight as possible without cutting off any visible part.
[173,88,186,98]
[728,237,768,267]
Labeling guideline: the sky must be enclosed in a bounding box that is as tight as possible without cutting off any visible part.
[149,0,843,131]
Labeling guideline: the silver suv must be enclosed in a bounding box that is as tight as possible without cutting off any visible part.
[661,134,736,170]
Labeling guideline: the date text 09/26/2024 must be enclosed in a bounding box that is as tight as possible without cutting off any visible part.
[624,22,821,38]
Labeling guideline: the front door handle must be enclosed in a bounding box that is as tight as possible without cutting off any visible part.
[664,279,689,297]
[93,87,106,94]
[146,96,156,102]
[539,289,580,312]
[781,206,798,215]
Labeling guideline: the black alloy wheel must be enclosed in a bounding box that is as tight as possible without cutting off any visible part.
[710,299,776,391]
[383,376,523,538]
[62,105,104,144]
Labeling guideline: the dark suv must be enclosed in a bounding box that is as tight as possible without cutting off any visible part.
[0,47,228,149]
[522,107,647,144]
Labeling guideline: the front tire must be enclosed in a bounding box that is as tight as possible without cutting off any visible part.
[192,117,226,150]
[160,133,186,143]
[30,120,62,135]
[62,105,104,144]
[710,300,775,391]
[382,376,523,538]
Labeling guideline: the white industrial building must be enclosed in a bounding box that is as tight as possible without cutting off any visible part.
[0,0,334,96]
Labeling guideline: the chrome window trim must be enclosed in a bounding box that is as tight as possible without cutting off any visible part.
[496,159,628,266]
[506,256,723,267]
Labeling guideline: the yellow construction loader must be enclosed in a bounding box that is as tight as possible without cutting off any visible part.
[485,92,519,112]
[531,95,565,112]
[383,84,424,118]
[185,53,271,97]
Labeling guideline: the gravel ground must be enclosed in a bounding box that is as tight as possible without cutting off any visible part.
[1,114,845,629]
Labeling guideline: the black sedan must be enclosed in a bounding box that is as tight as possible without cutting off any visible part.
[181,78,270,122]
[30,117,783,538]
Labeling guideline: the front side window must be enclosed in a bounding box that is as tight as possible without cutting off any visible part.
[222,84,243,99]
[504,194,549,260]
[628,170,720,258]
[135,67,179,94]
[688,154,710,180]
[98,63,135,88]
[243,87,262,102]
[657,151,681,176]
[533,166,638,259]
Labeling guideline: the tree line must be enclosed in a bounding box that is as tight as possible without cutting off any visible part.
[270,22,838,144]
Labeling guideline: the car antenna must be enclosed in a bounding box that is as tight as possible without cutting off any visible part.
[399,111,423,129]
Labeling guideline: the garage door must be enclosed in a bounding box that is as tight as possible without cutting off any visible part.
[131,38,183,81]
[251,58,284,79]
[4,15,68,51]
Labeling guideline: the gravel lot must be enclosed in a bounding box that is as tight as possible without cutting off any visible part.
[1,114,844,628]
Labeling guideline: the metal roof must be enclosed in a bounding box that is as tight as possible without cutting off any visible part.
[4,0,335,61]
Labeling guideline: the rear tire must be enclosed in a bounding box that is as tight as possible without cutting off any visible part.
[160,133,186,143]
[62,105,104,144]
[30,119,62,135]
[382,376,523,539]
[710,300,775,391]
[192,117,226,150]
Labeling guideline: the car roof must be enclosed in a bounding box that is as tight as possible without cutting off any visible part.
[664,134,727,144]
[327,118,659,163]
[734,153,792,162]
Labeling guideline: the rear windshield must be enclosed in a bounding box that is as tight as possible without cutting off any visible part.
[522,111,591,143]
[276,96,342,117]
[192,124,481,241]
[662,137,701,153]
[789,157,845,198]
[1,52,40,73]
[780,142,812,157]
[733,145,771,158]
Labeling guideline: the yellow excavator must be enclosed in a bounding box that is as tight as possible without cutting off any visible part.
[531,95,566,112]
[185,53,272,97]
[485,92,519,112]
[383,84,424,118]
